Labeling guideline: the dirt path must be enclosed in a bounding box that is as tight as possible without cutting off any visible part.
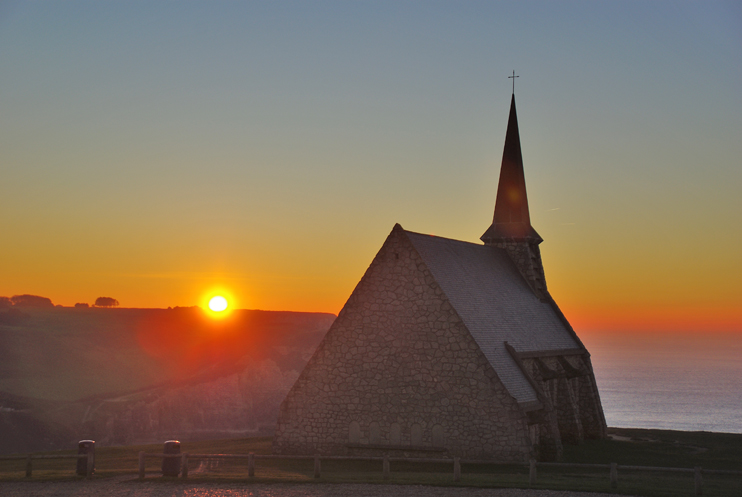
[0,478,635,497]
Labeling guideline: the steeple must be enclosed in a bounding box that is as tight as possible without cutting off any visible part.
[481,94,541,244]
[481,92,548,300]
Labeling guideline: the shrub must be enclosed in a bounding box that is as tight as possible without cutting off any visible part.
[94,297,119,307]
[10,295,54,308]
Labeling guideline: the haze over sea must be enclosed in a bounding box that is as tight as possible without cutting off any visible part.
[584,332,742,434]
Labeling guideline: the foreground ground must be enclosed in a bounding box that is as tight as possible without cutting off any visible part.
[1,429,740,496]
[0,479,633,497]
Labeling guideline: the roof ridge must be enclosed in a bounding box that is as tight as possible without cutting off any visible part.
[402,229,486,248]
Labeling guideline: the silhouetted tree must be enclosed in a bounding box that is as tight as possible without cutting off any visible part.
[74,303,90,308]
[0,297,11,309]
[94,297,119,307]
[11,295,54,308]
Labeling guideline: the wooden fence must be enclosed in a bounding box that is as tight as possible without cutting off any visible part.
[137,451,742,496]
[532,461,722,496]
[4,448,740,495]
[137,452,460,481]
[0,453,93,478]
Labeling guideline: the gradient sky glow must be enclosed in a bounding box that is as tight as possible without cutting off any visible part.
[1,1,741,332]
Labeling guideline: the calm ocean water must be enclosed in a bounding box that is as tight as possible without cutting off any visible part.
[582,332,742,434]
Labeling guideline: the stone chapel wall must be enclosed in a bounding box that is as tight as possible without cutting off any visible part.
[273,227,533,461]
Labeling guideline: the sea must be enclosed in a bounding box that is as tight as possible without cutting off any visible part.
[582,331,742,434]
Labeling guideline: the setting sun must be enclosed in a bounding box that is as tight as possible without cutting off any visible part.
[208,296,228,312]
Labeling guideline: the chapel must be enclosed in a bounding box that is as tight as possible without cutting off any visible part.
[273,93,607,461]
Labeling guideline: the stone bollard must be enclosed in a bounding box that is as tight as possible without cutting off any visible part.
[162,440,181,477]
[695,466,703,496]
[453,456,461,482]
[610,462,617,488]
[76,440,95,477]
[529,459,536,485]
[25,455,32,478]
[138,452,145,479]
[313,454,321,479]
[248,452,255,477]
[383,455,390,481]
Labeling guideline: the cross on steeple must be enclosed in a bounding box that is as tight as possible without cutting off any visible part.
[508,70,519,94]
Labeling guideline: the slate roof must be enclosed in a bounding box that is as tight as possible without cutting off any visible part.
[405,230,581,404]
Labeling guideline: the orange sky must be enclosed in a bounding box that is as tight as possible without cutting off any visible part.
[3,213,740,333]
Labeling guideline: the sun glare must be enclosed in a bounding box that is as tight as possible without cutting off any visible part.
[208,296,228,312]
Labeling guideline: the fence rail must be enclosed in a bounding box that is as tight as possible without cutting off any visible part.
[0,453,93,478]
[137,452,462,481]
[4,446,740,494]
[136,451,742,496]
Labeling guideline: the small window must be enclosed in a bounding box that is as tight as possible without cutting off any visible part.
[529,424,540,446]
[349,421,360,444]
[369,422,381,444]
[431,425,444,447]
[390,423,401,445]
[410,423,422,446]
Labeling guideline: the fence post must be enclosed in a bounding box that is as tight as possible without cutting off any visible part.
[248,452,255,477]
[453,456,461,482]
[86,452,94,478]
[313,454,321,479]
[529,459,536,485]
[383,455,389,480]
[138,452,145,479]
[181,454,188,479]
[695,466,703,496]
[25,455,32,478]
[610,462,617,488]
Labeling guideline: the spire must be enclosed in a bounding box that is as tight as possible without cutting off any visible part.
[481,94,541,244]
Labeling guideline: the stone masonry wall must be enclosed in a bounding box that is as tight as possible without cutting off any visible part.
[273,225,533,461]
[573,354,608,439]
[492,240,548,301]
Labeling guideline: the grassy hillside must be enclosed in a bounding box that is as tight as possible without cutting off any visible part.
[0,307,334,454]
[566,427,742,471]
[1,308,164,401]
[0,307,334,401]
